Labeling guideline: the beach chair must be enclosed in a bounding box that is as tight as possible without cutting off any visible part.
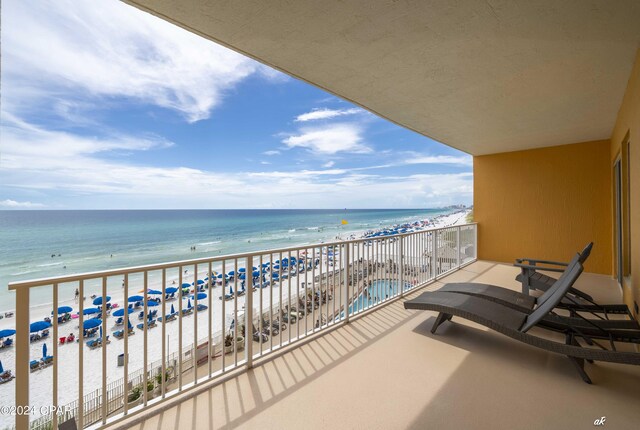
[137,320,157,330]
[404,262,640,383]
[138,311,145,320]
[2,338,12,348]
[158,313,177,323]
[515,242,594,299]
[115,317,124,326]
[29,360,41,372]
[197,304,208,311]
[59,337,66,345]
[113,328,135,339]
[41,356,54,368]
[0,370,14,384]
[438,254,640,338]
[88,336,110,349]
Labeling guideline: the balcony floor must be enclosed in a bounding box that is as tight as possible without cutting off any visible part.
[106,261,640,430]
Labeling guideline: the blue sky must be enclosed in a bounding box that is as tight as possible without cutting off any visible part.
[0,0,472,209]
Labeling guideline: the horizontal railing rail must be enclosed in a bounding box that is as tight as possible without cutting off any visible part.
[5,223,476,430]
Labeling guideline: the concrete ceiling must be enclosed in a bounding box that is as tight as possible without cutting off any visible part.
[124,0,640,155]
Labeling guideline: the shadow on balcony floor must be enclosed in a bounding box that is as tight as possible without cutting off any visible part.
[107,262,640,430]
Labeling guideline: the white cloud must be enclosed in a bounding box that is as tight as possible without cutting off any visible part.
[263,150,281,156]
[323,161,335,168]
[0,199,45,208]
[3,0,278,122]
[404,154,473,166]
[295,108,363,122]
[1,117,471,209]
[282,123,370,154]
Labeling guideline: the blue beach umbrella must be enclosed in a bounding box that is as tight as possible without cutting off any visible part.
[238,268,246,273]
[195,279,204,285]
[165,287,178,294]
[229,286,234,294]
[113,308,133,317]
[30,321,51,333]
[127,318,133,330]
[170,304,175,314]
[83,319,101,329]
[190,292,207,300]
[0,329,16,338]
[55,306,73,314]
[42,343,47,359]
[0,360,4,373]
[147,289,162,295]
[187,299,192,309]
[93,296,111,306]
[252,270,260,278]
[271,272,280,278]
[128,295,144,303]
[181,283,191,288]
[239,273,246,280]
[99,327,103,339]
[82,308,100,315]
[228,271,235,276]
[273,265,280,270]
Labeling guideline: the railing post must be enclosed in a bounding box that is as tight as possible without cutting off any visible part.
[245,255,253,368]
[15,286,29,430]
[433,230,439,280]
[456,226,461,268]
[474,223,478,260]
[343,242,350,323]
[399,235,404,297]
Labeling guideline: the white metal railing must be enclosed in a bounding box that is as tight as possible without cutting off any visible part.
[6,223,477,430]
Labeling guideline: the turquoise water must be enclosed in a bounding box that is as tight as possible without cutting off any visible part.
[347,279,408,314]
[0,209,454,311]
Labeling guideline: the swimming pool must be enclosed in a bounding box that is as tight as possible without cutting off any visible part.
[346,279,411,316]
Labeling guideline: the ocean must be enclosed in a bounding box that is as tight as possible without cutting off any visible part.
[0,208,455,312]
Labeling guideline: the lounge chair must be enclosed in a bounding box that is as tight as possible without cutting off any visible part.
[438,254,640,339]
[29,360,41,372]
[196,304,208,311]
[136,320,157,330]
[514,243,622,314]
[113,328,135,339]
[404,262,640,383]
[41,356,53,369]
[0,370,14,384]
[87,336,110,349]
[158,313,177,323]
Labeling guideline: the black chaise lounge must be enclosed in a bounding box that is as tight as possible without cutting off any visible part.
[516,242,593,297]
[404,262,640,383]
[514,242,632,317]
[438,254,640,330]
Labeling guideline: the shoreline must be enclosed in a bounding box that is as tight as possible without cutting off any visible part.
[0,209,470,320]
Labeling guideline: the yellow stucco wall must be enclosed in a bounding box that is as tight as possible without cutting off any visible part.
[610,48,640,315]
[474,139,612,275]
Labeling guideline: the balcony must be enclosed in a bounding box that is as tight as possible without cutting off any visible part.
[105,259,640,430]
[7,224,478,429]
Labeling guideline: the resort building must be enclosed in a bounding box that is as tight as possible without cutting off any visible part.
[7,1,640,429]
